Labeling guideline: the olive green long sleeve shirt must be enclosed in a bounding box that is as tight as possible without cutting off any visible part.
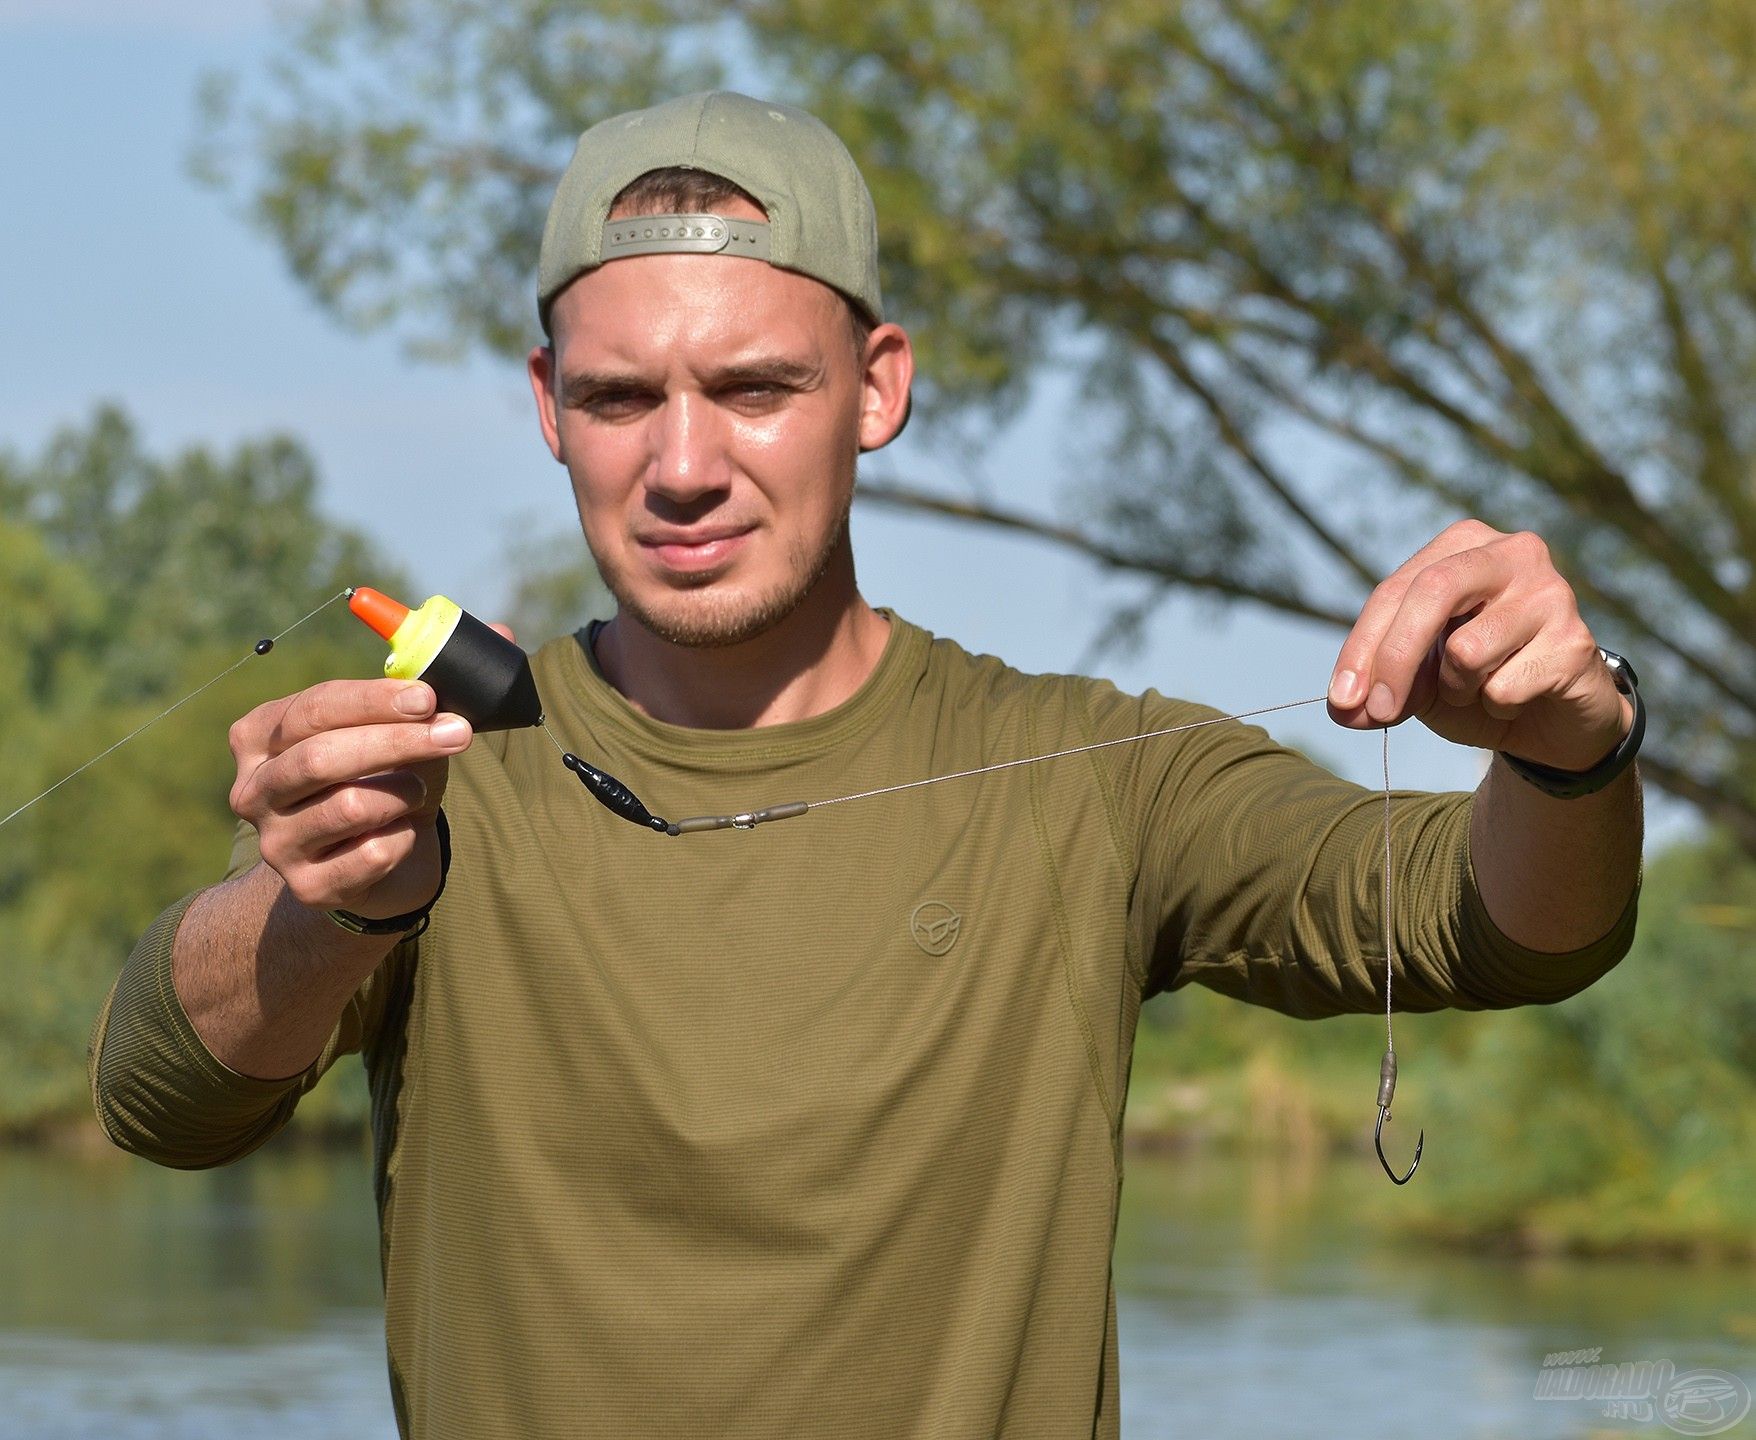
[89,615,1638,1438]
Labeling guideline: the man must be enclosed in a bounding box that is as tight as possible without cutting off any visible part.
[89,92,1641,1438]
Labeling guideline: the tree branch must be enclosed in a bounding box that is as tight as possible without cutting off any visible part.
[1170,15,1750,632]
[853,479,1356,627]
[1131,321,1382,592]
[418,141,563,188]
[1647,252,1756,558]
[1197,335,1756,715]
[995,241,1387,593]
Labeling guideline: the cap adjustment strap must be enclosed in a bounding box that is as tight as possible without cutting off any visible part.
[599,214,772,262]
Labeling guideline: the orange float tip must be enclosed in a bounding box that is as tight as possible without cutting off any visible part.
[348,585,412,642]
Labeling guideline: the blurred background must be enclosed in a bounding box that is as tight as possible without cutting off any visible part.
[1,1,1752,1435]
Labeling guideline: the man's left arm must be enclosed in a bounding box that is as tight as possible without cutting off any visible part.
[1328,519,1643,954]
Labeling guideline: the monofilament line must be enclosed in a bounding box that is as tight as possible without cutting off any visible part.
[1382,728,1396,1053]
[0,589,351,832]
[538,720,570,758]
[803,695,1330,811]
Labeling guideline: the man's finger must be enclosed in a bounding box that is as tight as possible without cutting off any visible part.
[243,716,473,814]
[240,679,438,760]
[1476,621,1595,719]
[1328,519,1503,713]
[402,757,452,817]
[275,771,431,866]
[305,821,425,909]
[1434,597,1545,709]
[1360,543,1521,723]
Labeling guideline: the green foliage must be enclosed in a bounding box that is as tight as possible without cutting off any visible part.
[1131,828,1756,1255]
[497,513,616,647]
[16,407,381,700]
[0,520,103,905]
[0,408,402,1138]
[199,0,1756,847]
[1414,833,1756,1255]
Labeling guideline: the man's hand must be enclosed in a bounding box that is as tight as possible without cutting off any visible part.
[227,677,473,920]
[1326,519,1633,772]
[170,622,506,1081]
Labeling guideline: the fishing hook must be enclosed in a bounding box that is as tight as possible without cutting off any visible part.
[1373,1049,1424,1185]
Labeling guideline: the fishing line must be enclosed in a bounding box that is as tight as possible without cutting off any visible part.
[633,697,1336,833]
[803,695,1329,810]
[0,590,351,832]
[5,580,1423,1180]
[1383,730,1397,1049]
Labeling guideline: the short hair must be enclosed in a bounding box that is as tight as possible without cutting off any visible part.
[604,166,874,363]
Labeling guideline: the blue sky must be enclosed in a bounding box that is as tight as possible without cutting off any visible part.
[0,1,1684,838]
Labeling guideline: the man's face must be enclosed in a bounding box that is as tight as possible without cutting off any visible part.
[530,199,878,649]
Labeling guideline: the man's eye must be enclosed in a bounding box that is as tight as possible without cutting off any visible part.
[581,392,648,416]
[725,383,785,404]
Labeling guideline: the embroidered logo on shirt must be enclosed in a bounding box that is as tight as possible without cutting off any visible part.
[909,901,962,956]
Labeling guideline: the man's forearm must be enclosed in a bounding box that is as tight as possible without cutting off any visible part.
[171,861,399,1082]
[1468,756,1643,953]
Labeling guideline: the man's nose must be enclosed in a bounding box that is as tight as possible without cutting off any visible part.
[646,393,727,504]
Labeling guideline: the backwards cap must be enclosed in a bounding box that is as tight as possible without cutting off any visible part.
[536,91,884,333]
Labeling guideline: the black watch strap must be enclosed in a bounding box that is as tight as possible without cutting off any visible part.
[1498,648,1644,799]
[326,807,451,937]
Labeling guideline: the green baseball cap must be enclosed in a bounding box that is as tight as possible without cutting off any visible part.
[537,90,885,334]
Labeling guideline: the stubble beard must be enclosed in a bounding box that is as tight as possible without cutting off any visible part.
[594,483,857,650]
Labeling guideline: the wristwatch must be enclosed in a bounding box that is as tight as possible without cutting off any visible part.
[326,808,451,937]
[1498,648,1644,799]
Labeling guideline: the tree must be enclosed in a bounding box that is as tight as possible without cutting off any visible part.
[197,0,1756,845]
[0,408,401,1134]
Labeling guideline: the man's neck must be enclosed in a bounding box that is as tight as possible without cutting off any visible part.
[592,558,892,730]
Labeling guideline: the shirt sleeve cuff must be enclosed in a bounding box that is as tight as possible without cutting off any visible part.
[89,890,312,1167]
[1453,837,1641,1007]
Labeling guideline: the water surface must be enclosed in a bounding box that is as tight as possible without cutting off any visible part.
[3,1146,1748,1437]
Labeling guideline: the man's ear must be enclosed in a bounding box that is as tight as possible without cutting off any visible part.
[527,343,565,463]
[856,324,915,453]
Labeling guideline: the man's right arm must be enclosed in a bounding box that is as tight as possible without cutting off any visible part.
[173,856,403,1083]
[89,675,478,1167]
[87,876,405,1169]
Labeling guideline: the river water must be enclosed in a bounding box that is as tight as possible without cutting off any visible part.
[2,1145,1749,1437]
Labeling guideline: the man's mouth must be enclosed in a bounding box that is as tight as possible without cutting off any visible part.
[637,526,754,574]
